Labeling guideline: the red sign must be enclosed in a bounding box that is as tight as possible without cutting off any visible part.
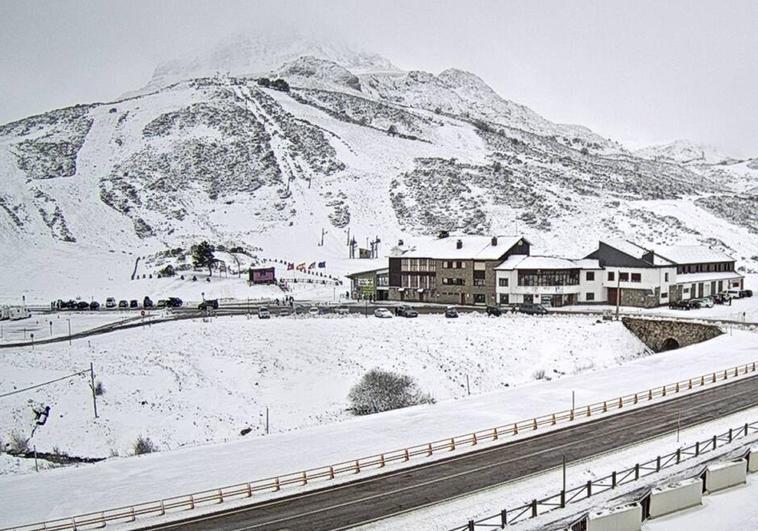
[250,267,276,284]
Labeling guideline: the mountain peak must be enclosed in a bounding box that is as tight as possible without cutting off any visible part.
[634,139,733,165]
[132,32,397,96]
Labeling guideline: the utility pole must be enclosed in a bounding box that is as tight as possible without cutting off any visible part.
[676,411,680,443]
[572,390,575,412]
[319,228,326,247]
[265,406,270,435]
[466,374,470,396]
[90,362,98,419]
[67,319,72,346]
[562,455,567,495]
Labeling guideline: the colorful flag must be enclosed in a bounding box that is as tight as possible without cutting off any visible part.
[287,263,294,270]
[308,262,316,269]
[318,261,326,268]
[296,262,306,271]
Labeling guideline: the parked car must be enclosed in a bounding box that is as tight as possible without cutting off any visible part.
[77,301,90,310]
[89,301,100,311]
[156,299,168,308]
[166,297,183,308]
[689,297,713,309]
[198,299,219,310]
[518,303,548,315]
[118,300,128,308]
[374,307,393,319]
[278,307,292,317]
[727,289,743,299]
[335,306,350,316]
[668,299,692,310]
[713,293,730,305]
[143,296,154,308]
[105,297,116,309]
[294,305,308,315]
[486,305,502,316]
[130,299,139,308]
[308,306,320,316]
[444,306,459,318]
[258,307,271,319]
[740,289,753,298]
[397,305,418,318]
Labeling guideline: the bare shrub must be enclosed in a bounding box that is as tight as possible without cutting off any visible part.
[94,381,105,396]
[349,368,434,415]
[8,431,29,454]
[133,435,157,455]
[532,369,546,380]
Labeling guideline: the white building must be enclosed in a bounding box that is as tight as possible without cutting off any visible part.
[495,255,603,307]
[654,245,743,300]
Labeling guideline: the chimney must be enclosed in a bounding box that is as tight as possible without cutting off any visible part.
[456,239,463,250]
[491,236,498,246]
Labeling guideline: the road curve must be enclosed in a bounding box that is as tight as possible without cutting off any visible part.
[143,374,758,531]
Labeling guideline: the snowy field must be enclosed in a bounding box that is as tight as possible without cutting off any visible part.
[0,313,646,459]
[0,328,756,527]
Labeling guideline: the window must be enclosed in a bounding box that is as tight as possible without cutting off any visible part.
[473,279,486,287]
[442,277,465,286]
[664,272,669,282]
[499,293,509,304]
[585,271,595,281]
[498,278,509,287]
[661,292,668,299]
[474,294,486,304]
[619,272,629,282]
[517,270,579,287]
[586,292,595,301]
[474,262,486,271]
[631,273,641,283]
[608,271,615,281]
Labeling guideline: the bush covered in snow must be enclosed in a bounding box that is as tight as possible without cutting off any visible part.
[348,368,434,415]
[94,381,105,396]
[7,431,29,454]
[133,435,157,455]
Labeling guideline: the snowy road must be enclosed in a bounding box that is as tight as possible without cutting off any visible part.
[146,374,758,531]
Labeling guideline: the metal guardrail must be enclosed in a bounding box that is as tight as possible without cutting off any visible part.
[452,420,758,531]
[3,360,758,531]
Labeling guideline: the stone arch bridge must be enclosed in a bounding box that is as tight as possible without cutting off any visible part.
[622,317,723,353]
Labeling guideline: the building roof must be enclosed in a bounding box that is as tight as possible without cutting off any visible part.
[655,245,735,265]
[601,238,674,266]
[675,271,744,284]
[496,255,601,270]
[346,267,388,279]
[401,235,528,260]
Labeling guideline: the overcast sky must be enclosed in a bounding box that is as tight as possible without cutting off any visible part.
[1,0,756,156]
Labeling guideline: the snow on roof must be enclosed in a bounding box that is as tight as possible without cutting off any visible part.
[602,238,674,266]
[496,255,600,270]
[346,267,388,278]
[655,245,735,265]
[675,271,744,284]
[402,235,527,260]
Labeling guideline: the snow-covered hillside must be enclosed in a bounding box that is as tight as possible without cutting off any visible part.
[1,37,757,302]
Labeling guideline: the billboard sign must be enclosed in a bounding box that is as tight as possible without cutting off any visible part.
[250,267,276,284]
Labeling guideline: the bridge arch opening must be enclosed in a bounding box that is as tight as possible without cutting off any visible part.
[661,337,680,351]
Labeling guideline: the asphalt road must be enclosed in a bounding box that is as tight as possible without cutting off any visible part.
[144,374,758,531]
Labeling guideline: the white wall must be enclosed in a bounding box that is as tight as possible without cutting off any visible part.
[587,503,641,531]
[495,269,604,305]
[649,478,702,519]
[705,459,747,492]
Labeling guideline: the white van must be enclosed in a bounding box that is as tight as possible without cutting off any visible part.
[727,289,742,300]
[0,306,9,320]
[8,306,31,321]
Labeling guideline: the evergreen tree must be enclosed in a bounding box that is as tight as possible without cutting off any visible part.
[191,241,216,276]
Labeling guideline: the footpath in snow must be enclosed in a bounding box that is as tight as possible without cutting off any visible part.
[0,330,756,527]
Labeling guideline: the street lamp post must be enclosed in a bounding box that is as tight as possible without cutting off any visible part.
[67,318,72,346]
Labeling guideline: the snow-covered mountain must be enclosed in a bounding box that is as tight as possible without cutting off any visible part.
[1,38,757,300]
[634,139,738,165]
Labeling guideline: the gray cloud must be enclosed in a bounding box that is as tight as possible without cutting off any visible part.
[1,0,756,156]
